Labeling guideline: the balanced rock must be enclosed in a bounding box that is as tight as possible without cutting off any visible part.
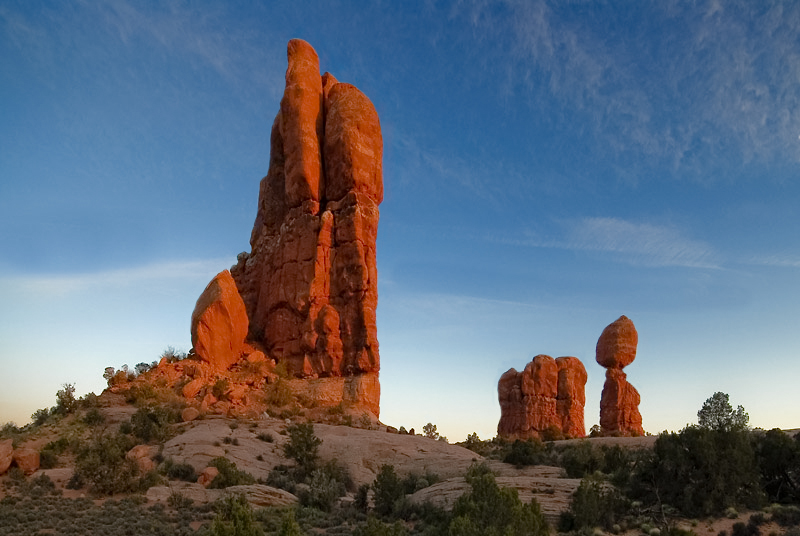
[498,354,587,439]
[190,270,249,372]
[596,316,644,436]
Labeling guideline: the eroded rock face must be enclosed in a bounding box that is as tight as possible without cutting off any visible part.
[498,354,587,439]
[181,39,383,418]
[0,439,12,475]
[596,316,644,436]
[190,270,249,372]
[12,448,40,475]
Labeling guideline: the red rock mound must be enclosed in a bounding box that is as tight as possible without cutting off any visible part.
[498,354,587,439]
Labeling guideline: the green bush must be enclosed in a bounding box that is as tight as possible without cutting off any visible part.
[353,515,408,535]
[160,459,198,482]
[74,433,138,495]
[559,474,627,532]
[283,423,322,480]
[82,408,105,426]
[298,467,346,511]
[55,383,77,415]
[208,457,256,489]
[266,378,293,407]
[39,448,58,469]
[449,462,548,536]
[372,464,404,517]
[209,494,264,536]
[754,428,800,503]
[130,405,178,443]
[503,438,549,467]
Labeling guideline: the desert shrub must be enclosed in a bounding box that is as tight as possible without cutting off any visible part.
[422,423,439,439]
[504,438,549,467]
[80,391,100,408]
[755,428,800,503]
[125,383,158,404]
[266,378,293,406]
[772,505,800,527]
[559,474,628,532]
[256,432,273,443]
[208,457,256,489]
[541,424,566,441]
[159,458,198,482]
[558,441,606,478]
[372,464,405,517]
[137,469,165,491]
[463,432,492,456]
[298,467,347,511]
[167,491,194,510]
[82,407,105,426]
[209,494,264,536]
[39,448,58,469]
[276,510,303,536]
[283,423,322,479]
[130,405,178,443]
[449,462,548,536]
[55,383,78,415]
[401,470,440,493]
[213,378,230,400]
[632,426,763,517]
[74,432,138,495]
[353,515,409,535]
[31,407,53,426]
[161,346,188,363]
[266,465,298,494]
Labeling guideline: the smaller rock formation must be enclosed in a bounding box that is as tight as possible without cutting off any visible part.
[596,315,644,436]
[498,354,587,439]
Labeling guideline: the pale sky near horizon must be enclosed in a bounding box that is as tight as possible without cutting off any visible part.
[2,1,800,441]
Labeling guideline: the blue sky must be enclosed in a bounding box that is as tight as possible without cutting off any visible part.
[2,1,799,441]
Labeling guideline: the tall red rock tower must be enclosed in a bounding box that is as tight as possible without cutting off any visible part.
[596,315,644,436]
[191,39,382,417]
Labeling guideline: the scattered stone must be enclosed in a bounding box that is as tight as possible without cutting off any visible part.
[126,445,157,474]
[181,407,200,422]
[198,466,219,488]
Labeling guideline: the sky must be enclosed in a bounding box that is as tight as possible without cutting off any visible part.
[2,0,800,442]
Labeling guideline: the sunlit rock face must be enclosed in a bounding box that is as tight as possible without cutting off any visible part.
[188,39,383,417]
[498,354,587,439]
[596,315,644,436]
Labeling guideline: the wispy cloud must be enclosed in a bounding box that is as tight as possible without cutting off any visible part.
[741,254,800,268]
[491,217,719,268]
[460,0,800,177]
[0,258,229,298]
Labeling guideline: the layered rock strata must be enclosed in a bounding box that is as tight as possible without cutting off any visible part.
[498,354,587,439]
[182,39,382,418]
[596,315,644,436]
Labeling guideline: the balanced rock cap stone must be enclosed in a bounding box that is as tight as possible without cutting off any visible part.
[595,315,638,369]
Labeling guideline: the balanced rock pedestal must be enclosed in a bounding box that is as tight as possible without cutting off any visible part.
[596,315,644,436]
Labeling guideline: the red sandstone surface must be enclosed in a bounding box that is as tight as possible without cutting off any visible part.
[498,354,587,439]
[596,316,644,436]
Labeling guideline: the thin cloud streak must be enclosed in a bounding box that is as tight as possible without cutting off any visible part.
[0,258,230,298]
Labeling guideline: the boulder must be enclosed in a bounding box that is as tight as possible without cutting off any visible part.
[191,270,249,372]
[181,407,200,422]
[12,448,40,475]
[126,445,157,474]
[0,439,12,475]
[198,466,219,488]
[596,315,638,369]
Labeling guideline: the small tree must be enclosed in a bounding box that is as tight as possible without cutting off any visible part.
[422,422,439,439]
[698,392,749,431]
[372,464,404,517]
[55,383,77,414]
[209,494,264,536]
[283,423,322,479]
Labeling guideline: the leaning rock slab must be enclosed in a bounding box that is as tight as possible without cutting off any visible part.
[191,270,249,372]
[0,439,13,475]
[13,448,40,475]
